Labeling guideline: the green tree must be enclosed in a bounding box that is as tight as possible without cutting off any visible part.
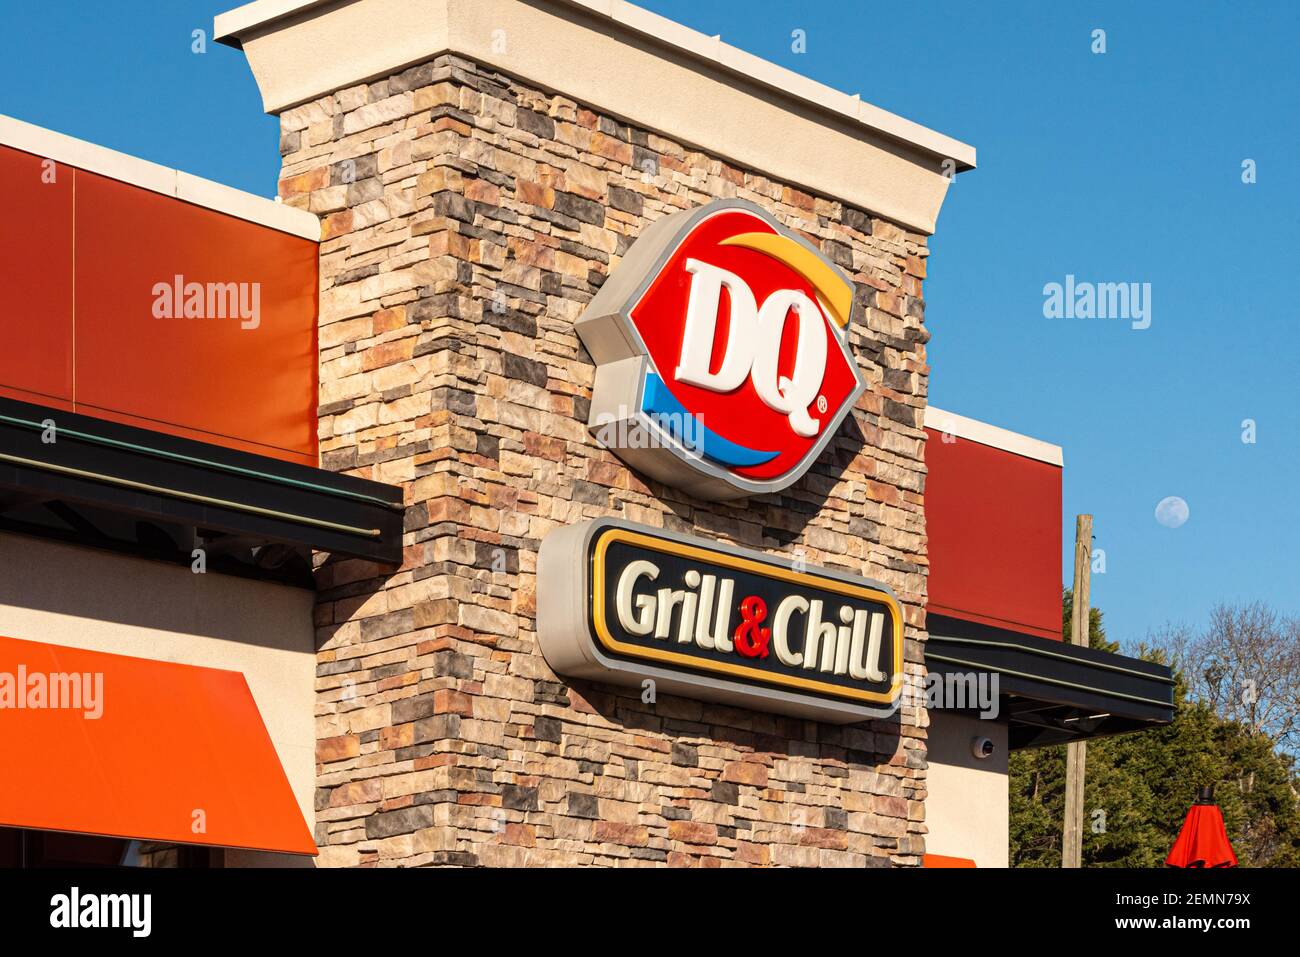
[1009,590,1300,867]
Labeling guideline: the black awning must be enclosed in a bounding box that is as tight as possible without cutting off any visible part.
[926,614,1175,750]
[0,396,403,585]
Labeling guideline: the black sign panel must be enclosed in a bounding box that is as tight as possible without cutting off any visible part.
[588,524,902,707]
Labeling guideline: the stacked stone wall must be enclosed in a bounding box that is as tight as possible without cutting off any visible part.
[279,54,933,867]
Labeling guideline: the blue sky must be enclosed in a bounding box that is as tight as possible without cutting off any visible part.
[1,1,1296,647]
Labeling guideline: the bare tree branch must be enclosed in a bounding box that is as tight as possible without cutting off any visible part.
[1154,602,1300,754]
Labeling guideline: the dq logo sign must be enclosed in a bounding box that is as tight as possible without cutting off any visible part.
[576,199,864,500]
[537,519,903,723]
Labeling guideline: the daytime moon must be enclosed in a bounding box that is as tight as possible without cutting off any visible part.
[1154,496,1189,528]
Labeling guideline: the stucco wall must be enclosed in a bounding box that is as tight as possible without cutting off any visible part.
[0,532,318,858]
[283,54,935,866]
[923,711,1009,867]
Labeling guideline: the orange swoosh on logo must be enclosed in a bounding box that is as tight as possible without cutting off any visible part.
[718,232,853,328]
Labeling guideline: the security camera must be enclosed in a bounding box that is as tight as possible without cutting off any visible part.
[971,736,995,760]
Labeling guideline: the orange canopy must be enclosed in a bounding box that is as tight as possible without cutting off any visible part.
[0,634,316,856]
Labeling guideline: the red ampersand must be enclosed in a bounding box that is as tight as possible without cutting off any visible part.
[733,596,771,659]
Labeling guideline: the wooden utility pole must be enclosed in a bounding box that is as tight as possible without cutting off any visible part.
[1062,514,1092,868]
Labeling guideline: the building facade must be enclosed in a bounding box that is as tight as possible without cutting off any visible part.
[0,0,1174,868]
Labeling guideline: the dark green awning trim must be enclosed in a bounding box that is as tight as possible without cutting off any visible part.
[0,412,400,511]
[926,650,1172,709]
[0,451,381,539]
[929,633,1174,685]
[926,613,1175,749]
[0,395,403,568]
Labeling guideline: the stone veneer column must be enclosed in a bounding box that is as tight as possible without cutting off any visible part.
[279,54,935,868]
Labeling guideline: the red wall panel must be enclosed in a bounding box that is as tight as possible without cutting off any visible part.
[0,144,318,466]
[925,428,1063,641]
[0,145,73,410]
[74,172,318,464]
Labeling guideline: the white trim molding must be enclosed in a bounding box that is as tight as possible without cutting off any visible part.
[215,0,976,235]
[0,112,321,241]
[924,405,1064,467]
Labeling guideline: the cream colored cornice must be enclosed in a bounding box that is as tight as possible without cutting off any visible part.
[925,406,1064,467]
[0,112,320,240]
[216,0,975,234]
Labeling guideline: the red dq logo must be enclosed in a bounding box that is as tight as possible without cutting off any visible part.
[577,199,864,500]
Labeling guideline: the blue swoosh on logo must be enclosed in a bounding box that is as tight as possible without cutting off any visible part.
[641,373,780,468]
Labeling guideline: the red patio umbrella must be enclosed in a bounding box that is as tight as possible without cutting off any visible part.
[1166,786,1237,868]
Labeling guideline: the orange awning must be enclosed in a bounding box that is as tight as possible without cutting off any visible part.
[0,634,316,856]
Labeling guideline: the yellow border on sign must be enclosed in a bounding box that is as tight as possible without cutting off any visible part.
[590,528,905,705]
